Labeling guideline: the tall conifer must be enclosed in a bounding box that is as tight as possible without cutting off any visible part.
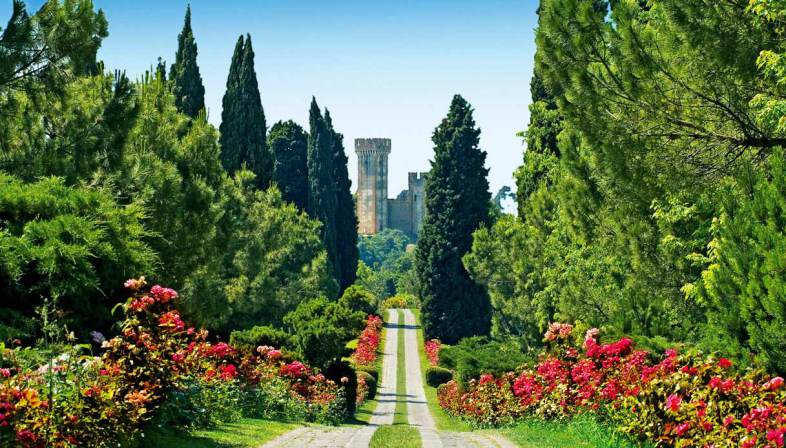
[307,98,340,289]
[416,95,492,343]
[325,110,358,292]
[219,34,271,189]
[269,120,309,211]
[170,5,205,118]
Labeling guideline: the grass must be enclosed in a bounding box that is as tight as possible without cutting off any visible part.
[370,424,421,448]
[497,415,646,448]
[145,418,301,447]
[411,308,472,432]
[394,309,408,425]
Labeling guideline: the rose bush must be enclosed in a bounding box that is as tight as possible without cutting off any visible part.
[425,339,441,366]
[0,279,347,447]
[438,323,786,447]
[352,315,383,367]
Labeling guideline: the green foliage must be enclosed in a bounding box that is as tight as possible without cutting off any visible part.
[324,359,358,415]
[438,337,531,388]
[416,94,492,343]
[358,228,411,268]
[425,366,453,388]
[338,285,377,317]
[229,325,294,354]
[219,35,271,189]
[283,296,365,368]
[268,120,309,211]
[0,0,107,93]
[0,174,155,337]
[357,370,377,400]
[326,111,359,293]
[170,5,205,118]
[382,294,419,311]
[153,378,243,430]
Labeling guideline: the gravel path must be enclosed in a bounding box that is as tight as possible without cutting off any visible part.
[260,310,399,448]
[260,309,517,448]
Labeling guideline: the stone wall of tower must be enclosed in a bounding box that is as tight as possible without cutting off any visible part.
[387,172,427,240]
[355,138,391,235]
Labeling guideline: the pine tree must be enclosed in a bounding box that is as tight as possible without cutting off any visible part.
[325,110,358,292]
[219,34,271,189]
[268,120,309,211]
[306,98,340,289]
[416,95,492,343]
[170,5,205,118]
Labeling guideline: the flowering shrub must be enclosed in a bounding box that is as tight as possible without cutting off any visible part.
[438,323,786,447]
[425,339,441,366]
[0,279,347,447]
[352,315,383,367]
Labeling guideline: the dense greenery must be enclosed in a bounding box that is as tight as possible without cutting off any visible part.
[0,1,351,347]
[170,5,205,118]
[356,229,418,300]
[268,120,309,211]
[417,95,492,344]
[219,34,271,189]
[464,0,786,375]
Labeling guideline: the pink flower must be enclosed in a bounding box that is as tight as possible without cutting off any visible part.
[123,277,145,290]
[664,394,682,413]
[765,377,785,391]
[0,369,10,378]
[674,422,691,436]
[267,349,282,360]
[479,374,494,385]
[767,427,786,447]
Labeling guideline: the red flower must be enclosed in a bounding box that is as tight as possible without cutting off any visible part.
[664,394,682,413]
[718,358,733,369]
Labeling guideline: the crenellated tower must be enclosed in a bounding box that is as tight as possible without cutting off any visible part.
[355,138,391,235]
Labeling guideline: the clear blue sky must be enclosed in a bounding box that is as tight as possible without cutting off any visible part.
[4,0,539,196]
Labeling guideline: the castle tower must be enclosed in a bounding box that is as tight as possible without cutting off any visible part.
[355,138,391,235]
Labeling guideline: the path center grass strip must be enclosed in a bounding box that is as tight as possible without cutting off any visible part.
[394,309,408,425]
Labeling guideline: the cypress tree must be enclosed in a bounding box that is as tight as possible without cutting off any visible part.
[170,5,205,118]
[306,98,340,289]
[416,94,492,343]
[268,120,309,211]
[219,34,271,189]
[325,110,358,292]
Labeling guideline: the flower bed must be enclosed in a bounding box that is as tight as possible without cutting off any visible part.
[438,323,786,447]
[0,279,346,447]
[352,315,383,367]
[425,339,441,366]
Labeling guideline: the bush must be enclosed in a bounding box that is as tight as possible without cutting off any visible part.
[153,377,243,429]
[339,285,378,317]
[426,366,453,388]
[357,370,377,401]
[324,360,357,415]
[382,294,419,310]
[355,364,379,382]
[229,325,294,354]
[242,376,308,422]
[439,337,531,387]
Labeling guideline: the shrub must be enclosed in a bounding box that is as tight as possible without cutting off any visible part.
[283,297,365,368]
[438,323,786,447]
[339,285,378,317]
[324,360,357,416]
[229,325,294,355]
[357,370,377,402]
[425,339,441,366]
[382,294,419,310]
[153,377,243,429]
[352,315,383,366]
[439,337,530,387]
[426,366,453,388]
[355,364,379,382]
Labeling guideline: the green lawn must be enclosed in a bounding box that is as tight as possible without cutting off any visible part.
[411,309,472,432]
[370,424,421,448]
[145,418,301,448]
[496,415,645,448]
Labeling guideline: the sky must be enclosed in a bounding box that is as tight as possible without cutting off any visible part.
[3,0,539,197]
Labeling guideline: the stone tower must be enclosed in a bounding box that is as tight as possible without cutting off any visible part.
[355,138,391,235]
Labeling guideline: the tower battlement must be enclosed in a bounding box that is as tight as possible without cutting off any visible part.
[355,139,427,240]
[355,138,391,154]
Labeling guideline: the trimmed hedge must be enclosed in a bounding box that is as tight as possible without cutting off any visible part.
[229,325,294,354]
[426,366,453,388]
